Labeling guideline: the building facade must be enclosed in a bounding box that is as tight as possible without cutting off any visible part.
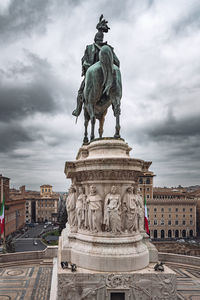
[17,185,59,223]
[1,174,25,237]
[138,171,154,200]
[147,188,197,239]
[187,188,200,236]
[36,185,59,223]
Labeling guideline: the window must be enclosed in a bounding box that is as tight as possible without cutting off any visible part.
[175,220,178,225]
[154,220,157,225]
[146,187,150,192]
[161,214,164,218]
[182,220,186,225]
[168,208,171,212]
[169,214,171,218]
[147,194,150,199]
[176,208,178,212]
[183,208,185,212]
[161,219,164,225]
[190,208,193,212]
[154,214,157,218]
[139,178,143,184]
[140,188,142,191]
[183,214,185,218]
[168,220,171,225]
[161,230,165,238]
[190,215,192,218]
[146,178,150,184]
[161,208,164,212]
[154,208,157,212]
[45,188,47,192]
[190,220,193,225]
[176,215,178,218]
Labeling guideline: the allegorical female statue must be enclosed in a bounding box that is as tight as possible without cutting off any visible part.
[104,186,121,234]
[66,185,77,232]
[87,185,102,232]
[122,186,137,233]
[136,186,144,232]
[76,186,87,230]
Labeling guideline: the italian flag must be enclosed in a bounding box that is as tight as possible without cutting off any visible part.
[144,194,149,235]
[0,194,5,235]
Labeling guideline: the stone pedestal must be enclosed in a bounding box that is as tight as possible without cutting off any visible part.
[57,246,176,300]
[56,138,176,299]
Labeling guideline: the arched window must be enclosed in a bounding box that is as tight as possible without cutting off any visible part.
[189,230,193,237]
[175,230,179,238]
[182,230,186,238]
[161,230,165,239]
[154,230,157,239]
[168,230,172,238]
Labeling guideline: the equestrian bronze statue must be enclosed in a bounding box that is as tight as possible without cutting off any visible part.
[72,15,122,143]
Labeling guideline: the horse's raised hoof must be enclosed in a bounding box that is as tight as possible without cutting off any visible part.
[83,137,89,144]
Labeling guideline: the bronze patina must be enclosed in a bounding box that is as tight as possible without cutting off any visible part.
[72,15,122,143]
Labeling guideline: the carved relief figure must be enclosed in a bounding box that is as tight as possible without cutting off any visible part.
[66,185,77,232]
[104,185,121,233]
[87,185,102,232]
[76,186,87,230]
[136,186,144,232]
[122,186,137,233]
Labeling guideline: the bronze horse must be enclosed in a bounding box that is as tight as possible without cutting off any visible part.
[83,45,122,144]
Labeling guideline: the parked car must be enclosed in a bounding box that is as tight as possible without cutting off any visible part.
[33,240,38,246]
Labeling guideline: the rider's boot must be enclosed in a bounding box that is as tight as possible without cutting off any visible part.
[72,95,83,117]
[72,102,82,117]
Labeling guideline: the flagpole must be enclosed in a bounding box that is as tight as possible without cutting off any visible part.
[1,178,3,242]
[143,181,145,231]
[1,177,6,249]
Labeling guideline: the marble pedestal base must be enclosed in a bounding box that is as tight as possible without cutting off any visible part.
[60,225,153,272]
[56,246,177,300]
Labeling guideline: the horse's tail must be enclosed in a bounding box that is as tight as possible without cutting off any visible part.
[99,45,114,96]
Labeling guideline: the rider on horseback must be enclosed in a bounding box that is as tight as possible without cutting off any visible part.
[72,15,120,117]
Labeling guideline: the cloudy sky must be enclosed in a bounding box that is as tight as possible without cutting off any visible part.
[0,0,200,191]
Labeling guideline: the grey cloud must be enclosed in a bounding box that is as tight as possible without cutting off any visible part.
[147,115,200,141]
[0,123,34,152]
[0,50,74,122]
[173,5,200,36]
[7,50,51,78]
[95,0,154,21]
[0,0,51,43]
[0,83,58,122]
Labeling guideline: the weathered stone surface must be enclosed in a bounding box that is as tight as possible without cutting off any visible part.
[58,138,177,298]
[57,260,177,300]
